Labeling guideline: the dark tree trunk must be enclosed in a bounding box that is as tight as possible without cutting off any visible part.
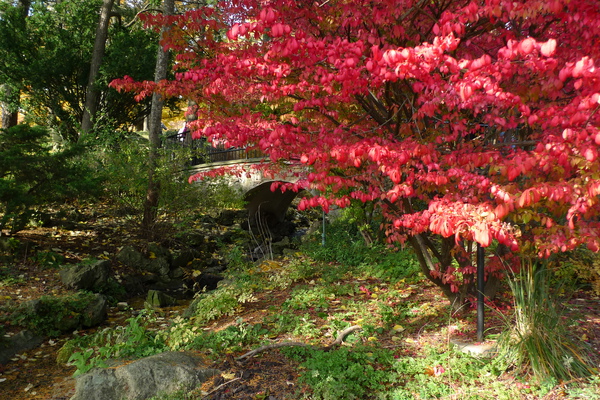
[1,0,31,130]
[407,234,500,313]
[81,0,116,135]
[0,85,19,129]
[142,0,174,237]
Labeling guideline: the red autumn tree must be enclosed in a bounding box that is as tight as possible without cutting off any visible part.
[112,0,600,307]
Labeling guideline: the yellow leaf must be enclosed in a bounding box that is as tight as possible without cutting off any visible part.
[149,252,157,259]
[222,372,236,380]
[393,325,405,332]
[367,336,378,342]
[582,334,589,341]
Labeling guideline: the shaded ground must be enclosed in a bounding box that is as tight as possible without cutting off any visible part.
[1,205,599,399]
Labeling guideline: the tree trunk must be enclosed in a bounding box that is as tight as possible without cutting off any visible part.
[142,0,174,237]
[0,85,19,129]
[407,234,500,313]
[1,0,31,130]
[80,0,115,135]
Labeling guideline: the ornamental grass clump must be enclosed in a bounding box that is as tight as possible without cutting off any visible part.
[499,261,595,383]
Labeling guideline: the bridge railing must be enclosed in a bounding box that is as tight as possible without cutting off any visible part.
[204,146,264,164]
[162,132,264,166]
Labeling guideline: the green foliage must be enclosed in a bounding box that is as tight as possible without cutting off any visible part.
[0,264,24,287]
[189,320,269,354]
[66,311,167,376]
[0,124,102,233]
[549,247,600,295]
[284,345,396,400]
[96,132,242,226]
[498,263,595,383]
[0,0,158,139]
[10,292,99,336]
[186,283,256,327]
[302,217,421,283]
[31,250,65,269]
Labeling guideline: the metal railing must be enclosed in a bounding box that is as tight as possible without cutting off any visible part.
[162,133,264,166]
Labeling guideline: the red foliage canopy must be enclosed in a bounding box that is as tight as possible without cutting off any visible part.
[112,0,600,302]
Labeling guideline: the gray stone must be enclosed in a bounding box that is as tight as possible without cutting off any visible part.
[144,258,170,276]
[0,330,44,364]
[81,294,108,328]
[147,243,172,265]
[169,267,185,279]
[171,250,196,269]
[116,246,147,269]
[70,351,219,400]
[60,260,111,291]
[271,237,291,255]
[146,290,178,308]
[450,339,497,357]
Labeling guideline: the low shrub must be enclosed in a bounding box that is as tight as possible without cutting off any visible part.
[498,262,595,383]
[65,311,167,376]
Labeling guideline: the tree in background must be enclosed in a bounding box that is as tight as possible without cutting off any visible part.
[81,0,116,134]
[113,0,600,307]
[0,0,158,140]
[142,0,175,235]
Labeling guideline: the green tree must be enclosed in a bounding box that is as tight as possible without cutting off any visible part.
[0,124,102,233]
[0,0,158,141]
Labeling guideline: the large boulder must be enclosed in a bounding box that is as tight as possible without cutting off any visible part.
[70,351,219,400]
[60,260,111,291]
[11,293,107,335]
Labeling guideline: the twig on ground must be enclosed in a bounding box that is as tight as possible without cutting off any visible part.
[236,325,362,361]
[202,377,241,398]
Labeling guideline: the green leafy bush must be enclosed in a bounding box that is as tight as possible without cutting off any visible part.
[96,132,244,227]
[65,311,167,376]
[285,345,396,400]
[302,217,421,282]
[0,124,101,233]
[189,320,269,354]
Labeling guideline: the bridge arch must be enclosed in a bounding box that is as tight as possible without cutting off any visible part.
[244,181,305,228]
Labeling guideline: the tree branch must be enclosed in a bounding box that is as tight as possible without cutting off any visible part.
[236,325,362,361]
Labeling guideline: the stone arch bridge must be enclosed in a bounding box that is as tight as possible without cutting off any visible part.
[186,145,307,229]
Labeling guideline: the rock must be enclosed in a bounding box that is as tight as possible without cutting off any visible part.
[171,250,196,269]
[116,246,147,269]
[216,209,245,226]
[146,290,178,308]
[70,351,219,400]
[60,260,111,291]
[169,267,185,280]
[0,330,44,365]
[144,258,170,277]
[195,273,223,291]
[271,237,293,255]
[147,243,172,265]
[117,302,129,311]
[81,294,108,328]
[11,294,107,335]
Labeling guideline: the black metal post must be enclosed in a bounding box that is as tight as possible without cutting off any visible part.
[477,243,485,342]
[321,209,326,246]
